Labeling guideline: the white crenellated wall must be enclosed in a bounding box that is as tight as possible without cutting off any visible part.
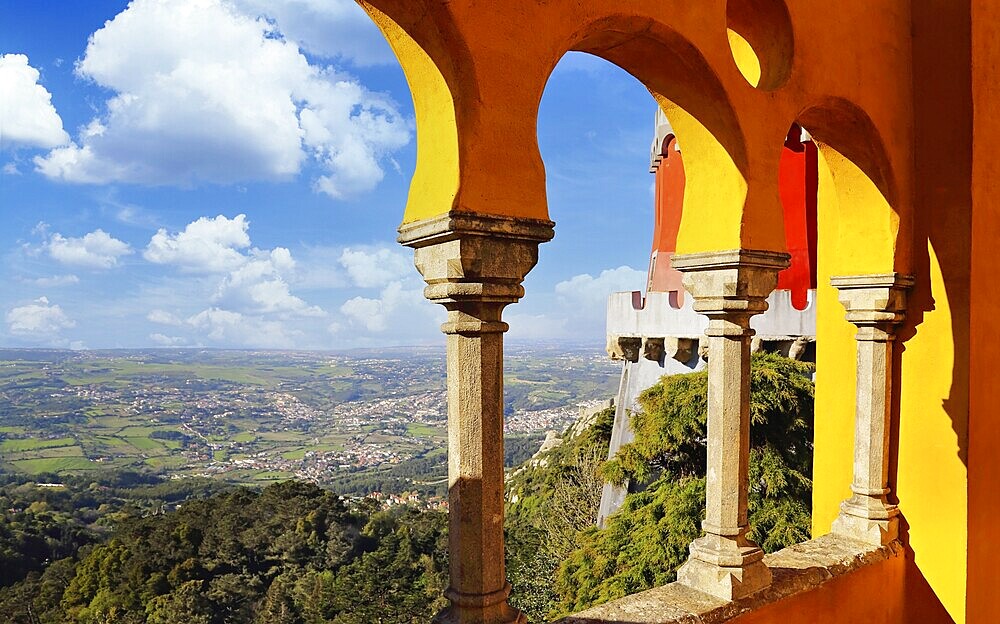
[597,288,817,527]
[606,289,816,341]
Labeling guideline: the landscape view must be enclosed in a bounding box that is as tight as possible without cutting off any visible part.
[0,0,828,622]
[0,347,618,498]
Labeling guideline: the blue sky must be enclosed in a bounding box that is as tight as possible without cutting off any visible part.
[0,0,656,349]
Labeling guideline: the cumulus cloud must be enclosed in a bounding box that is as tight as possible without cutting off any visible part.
[6,297,76,336]
[46,229,132,269]
[233,0,394,66]
[338,246,412,288]
[186,308,298,348]
[340,280,437,334]
[3,162,21,175]
[147,309,184,326]
[149,333,186,346]
[145,214,323,317]
[554,266,647,305]
[214,247,323,316]
[506,266,647,344]
[34,0,409,197]
[144,214,251,273]
[0,54,69,150]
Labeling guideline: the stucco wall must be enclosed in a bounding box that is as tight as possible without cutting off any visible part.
[969,0,1000,621]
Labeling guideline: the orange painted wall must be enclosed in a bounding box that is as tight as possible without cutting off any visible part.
[731,556,905,624]
[729,554,954,624]
[969,0,1000,621]
[361,1,989,619]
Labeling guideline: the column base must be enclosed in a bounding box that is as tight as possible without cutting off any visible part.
[831,511,899,546]
[433,605,526,624]
[676,536,772,600]
[434,585,526,624]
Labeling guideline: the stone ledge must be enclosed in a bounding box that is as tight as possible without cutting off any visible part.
[557,534,902,624]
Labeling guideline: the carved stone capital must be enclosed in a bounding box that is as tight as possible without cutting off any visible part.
[672,250,791,323]
[830,273,915,335]
[399,213,554,311]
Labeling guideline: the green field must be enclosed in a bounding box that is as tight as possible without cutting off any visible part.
[0,347,620,491]
[124,437,163,452]
[1,437,77,453]
[406,423,443,437]
[12,457,99,473]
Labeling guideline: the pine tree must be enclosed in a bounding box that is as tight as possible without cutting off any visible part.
[553,352,815,616]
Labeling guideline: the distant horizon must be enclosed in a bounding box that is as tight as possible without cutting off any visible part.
[0,339,609,354]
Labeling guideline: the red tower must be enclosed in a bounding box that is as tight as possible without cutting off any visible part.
[646,122,817,309]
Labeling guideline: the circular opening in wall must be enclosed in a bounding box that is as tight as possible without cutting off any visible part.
[726,0,794,90]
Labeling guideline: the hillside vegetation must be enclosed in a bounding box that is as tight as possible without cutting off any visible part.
[0,480,447,624]
[506,352,815,620]
[0,352,813,623]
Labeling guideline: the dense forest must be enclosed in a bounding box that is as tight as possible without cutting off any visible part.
[0,352,814,623]
[0,480,447,623]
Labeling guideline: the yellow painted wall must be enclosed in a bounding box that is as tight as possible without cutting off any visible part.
[812,146,967,622]
[654,94,746,254]
[726,29,761,88]
[811,148,857,536]
[357,2,459,223]
[896,242,967,623]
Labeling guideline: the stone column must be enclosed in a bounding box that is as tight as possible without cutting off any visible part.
[829,273,914,546]
[399,213,554,624]
[671,249,790,600]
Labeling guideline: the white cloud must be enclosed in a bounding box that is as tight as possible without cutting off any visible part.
[3,162,20,175]
[0,54,69,150]
[34,0,409,197]
[505,312,569,341]
[186,308,298,348]
[234,0,394,66]
[290,245,347,290]
[340,280,437,334]
[145,214,323,318]
[340,295,385,332]
[506,266,647,344]
[32,274,80,287]
[149,333,186,346]
[46,229,133,269]
[554,266,647,305]
[338,246,412,288]
[144,215,251,273]
[214,247,324,316]
[6,297,76,336]
[147,309,184,326]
